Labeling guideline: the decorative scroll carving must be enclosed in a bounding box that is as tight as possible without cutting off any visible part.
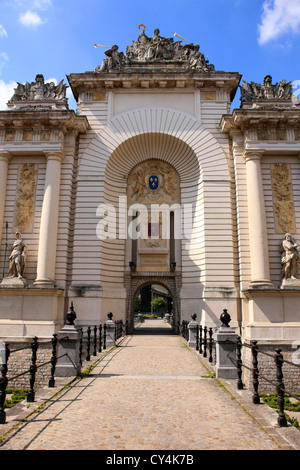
[7,74,68,110]
[14,163,38,234]
[271,163,296,234]
[240,75,295,107]
[95,26,215,73]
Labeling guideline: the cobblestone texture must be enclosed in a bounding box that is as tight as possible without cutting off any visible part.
[0,321,296,451]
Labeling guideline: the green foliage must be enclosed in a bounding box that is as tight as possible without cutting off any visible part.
[4,389,29,408]
[260,393,300,429]
[134,294,141,311]
[151,296,167,311]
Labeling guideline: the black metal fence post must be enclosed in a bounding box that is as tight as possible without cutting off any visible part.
[48,334,57,388]
[275,348,288,427]
[86,327,91,361]
[199,325,203,354]
[203,326,207,358]
[79,328,83,366]
[0,343,9,424]
[251,340,260,404]
[99,325,102,353]
[236,336,244,390]
[196,324,199,351]
[27,336,38,403]
[103,324,107,350]
[209,327,213,363]
[93,326,97,356]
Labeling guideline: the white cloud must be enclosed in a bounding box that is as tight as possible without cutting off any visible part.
[0,52,9,75]
[0,80,16,110]
[0,25,8,38]
[33,0,52,9]
[19,10,45,27]
[258,0,300,45]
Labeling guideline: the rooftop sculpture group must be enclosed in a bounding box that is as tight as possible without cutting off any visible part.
[7,74,68,110]
[94,26,215,73]
[240,75,294,107]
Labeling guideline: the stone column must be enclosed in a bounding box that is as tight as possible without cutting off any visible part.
[244,151,273,288]
[34,152,64,287]
[0,152,11,246]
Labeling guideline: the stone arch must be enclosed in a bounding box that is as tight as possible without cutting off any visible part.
[125,273,181,332]
[99,131,201,291]
[78,106,230,181]
[76,105,234,323]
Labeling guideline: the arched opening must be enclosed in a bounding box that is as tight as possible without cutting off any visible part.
[131,281,175,335]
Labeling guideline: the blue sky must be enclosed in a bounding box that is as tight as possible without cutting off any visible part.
[1,0,300,111]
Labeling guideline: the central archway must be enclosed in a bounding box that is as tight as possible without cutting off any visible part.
[126,274,181,333]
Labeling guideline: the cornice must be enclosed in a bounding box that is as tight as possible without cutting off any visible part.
[67,70,242,101]
[0,109,89,132]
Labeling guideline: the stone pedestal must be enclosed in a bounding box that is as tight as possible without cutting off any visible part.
[188,317,198,349]
[55,324,81,377]
[280,278,300,290]
[0,277,28,288]
[105,318,116,348]
[214,325,239,379]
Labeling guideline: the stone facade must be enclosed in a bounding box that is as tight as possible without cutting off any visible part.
[0,28,299,384]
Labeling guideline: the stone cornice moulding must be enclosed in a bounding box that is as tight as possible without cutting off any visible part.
[0,109,89,136]
[67,71,242,101]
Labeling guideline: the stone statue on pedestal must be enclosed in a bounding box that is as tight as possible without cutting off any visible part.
[281,233,298,280]
[280,233,300,289]
[1,232,27,287]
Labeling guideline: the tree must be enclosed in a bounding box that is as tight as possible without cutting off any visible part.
[151,296,167,312]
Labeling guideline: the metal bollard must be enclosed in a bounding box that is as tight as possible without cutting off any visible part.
[48,334,58,388]
[275,348,288,427]
[251,340,260,404]
[27,336,38,403]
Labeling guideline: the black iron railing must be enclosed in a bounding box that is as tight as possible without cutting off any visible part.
[0,318,126,425]
[179,320,215,363]
[0,334,68,425]
[231,338,300,427]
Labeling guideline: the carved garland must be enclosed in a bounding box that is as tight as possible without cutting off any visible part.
[271,163,296,234]
[13,163,38,234]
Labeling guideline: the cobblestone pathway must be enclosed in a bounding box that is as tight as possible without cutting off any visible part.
[0,320,289,450]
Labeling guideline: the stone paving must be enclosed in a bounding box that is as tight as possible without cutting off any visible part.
[0,320,299,451]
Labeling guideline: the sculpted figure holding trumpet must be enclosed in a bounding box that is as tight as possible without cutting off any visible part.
[94,25,214,72]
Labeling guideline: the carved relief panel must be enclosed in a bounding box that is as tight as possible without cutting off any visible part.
[13,163,38,233]
[271,163,296,234]
[127,160,180,271]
